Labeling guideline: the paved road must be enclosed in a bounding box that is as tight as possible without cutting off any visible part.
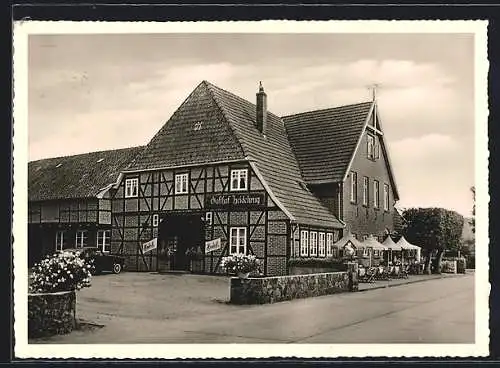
[36,273,474,344]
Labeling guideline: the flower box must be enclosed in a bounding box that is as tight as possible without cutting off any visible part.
[220,254,261,278]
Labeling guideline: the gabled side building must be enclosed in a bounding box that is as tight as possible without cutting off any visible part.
[27,81,400,276]
[283,99,400,244]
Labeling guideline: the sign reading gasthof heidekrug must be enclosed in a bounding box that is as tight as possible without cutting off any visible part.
[205,193,266,209]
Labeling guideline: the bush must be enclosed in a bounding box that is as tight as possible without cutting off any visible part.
[220,254,261,274]
[29,251,94,293]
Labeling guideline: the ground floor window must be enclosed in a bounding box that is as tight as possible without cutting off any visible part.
[75,230,88,248]
[309,231,318,256]
[229,227,246,255]
[318,232,326,257]
[300,230,308,256]
[326,233,333,257]
[97,230,111,252]
[55,231,65,251]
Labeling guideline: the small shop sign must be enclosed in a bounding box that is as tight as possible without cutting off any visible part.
[205,238,222,253]
[205,193,266,209]
[142,238,158,254]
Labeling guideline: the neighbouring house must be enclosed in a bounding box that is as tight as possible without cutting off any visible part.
[283,94,400,244]
[28,81,401,276]
[28,147,143,266]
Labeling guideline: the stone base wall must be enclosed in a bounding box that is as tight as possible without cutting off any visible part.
[289,265,346,275]
[230,266,358,305]
[28,290,76,338]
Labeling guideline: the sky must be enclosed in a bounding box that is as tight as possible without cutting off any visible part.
[28,33,475,217]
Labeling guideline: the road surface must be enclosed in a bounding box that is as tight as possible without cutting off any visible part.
[34,273,474,344]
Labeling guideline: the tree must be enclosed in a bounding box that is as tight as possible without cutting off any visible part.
[403,207,464,274]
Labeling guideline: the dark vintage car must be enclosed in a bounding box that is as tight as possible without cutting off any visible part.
[64,247,126,275]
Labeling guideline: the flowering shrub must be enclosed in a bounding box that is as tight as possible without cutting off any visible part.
[220,254,260,274]
[29,251,94,293]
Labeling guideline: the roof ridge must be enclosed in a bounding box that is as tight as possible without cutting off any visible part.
[203,81,249,159]
[282,101,373,120]
[203,80,284,122]
[29,145,145,164]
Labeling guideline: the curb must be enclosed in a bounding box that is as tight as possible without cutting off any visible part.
[357,273,468,292]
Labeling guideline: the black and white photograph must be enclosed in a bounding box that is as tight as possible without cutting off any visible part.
[13,20,489,358]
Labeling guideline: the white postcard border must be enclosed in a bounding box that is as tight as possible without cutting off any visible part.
[13,20,490,359]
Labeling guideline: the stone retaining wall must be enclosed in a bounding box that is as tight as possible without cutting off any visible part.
[230,264,358,305]
[28,290,76,338]
[289,265,346,275]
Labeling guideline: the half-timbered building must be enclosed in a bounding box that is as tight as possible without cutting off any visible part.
[28,80,401,276]
[109,81,344,276]
[28,147,143,266]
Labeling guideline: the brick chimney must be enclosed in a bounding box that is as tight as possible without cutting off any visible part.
[256,81,267,134]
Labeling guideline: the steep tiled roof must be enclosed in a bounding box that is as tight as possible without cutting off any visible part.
[283,102,373,183]
[205,82,343,229]
[126,83,246,171]
[127,81,343,229]
[28,146,144,202]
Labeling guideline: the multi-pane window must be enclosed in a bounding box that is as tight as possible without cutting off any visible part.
[55,231,65,251]
[326,233,334,257]
[75,230,88,248]
[152,214,159,227]
[318,232,326,257]
[363,247,369,257]
[384,183,390,211]
[363,176,369,206]
[374,249,380,257]
[374,180,380,209]
[350,171,357,203]
[309,231,318,257]
[97,230,111,252]
[230,169,248,191]
[367,134,375,160]
[205,212,213,226]
[229,227,247,255]
[175,173,189,194]
[125,178,138,198]
[300,230,308,256]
